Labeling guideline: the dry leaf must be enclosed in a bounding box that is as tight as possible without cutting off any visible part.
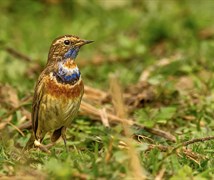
[0,84,19,108]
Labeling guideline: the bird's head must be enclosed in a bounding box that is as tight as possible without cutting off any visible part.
[47,35,93,64]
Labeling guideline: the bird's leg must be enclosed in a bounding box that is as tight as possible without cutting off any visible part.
[34,139,51,154]
[61,127,68,152]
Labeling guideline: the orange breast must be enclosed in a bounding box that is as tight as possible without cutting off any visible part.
[64,59,77,68]
[45,77,84,99]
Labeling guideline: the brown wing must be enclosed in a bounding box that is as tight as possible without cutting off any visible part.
[32,75,45,139]
[32,64,56,139]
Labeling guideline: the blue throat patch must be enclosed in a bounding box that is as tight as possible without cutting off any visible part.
[63,72,80,82]
[55,62,81,84]
[56,70,81,84]
[64,47,80,59]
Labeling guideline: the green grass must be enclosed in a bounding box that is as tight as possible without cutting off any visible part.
[1,0,214,179]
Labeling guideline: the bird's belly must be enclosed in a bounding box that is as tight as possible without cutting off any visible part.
[39,94,82,132]
[36,77,84,137]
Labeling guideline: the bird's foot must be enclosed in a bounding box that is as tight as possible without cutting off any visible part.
[34,140,54,154]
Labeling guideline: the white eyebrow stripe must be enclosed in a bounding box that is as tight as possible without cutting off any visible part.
[53,38,66,45]
[52,36,78,45]
[53,36,69,45]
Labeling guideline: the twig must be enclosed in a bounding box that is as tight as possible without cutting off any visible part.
[182,148,202,165]
[158,136,214,168]
[169,136,214,155]
[18,121,32,130]
[99,108,110,127]
[135,134,154,144]
[5,47,32,62]
[121,140,205,166]
[147,144,204,163]
[147,144,169,152]
[80,101,133,125]
[139,125,176,142]
[0,115,25,137]
[80,101,176,142]
[182,136,214,146]
[7,122,25,136]
[84,85,109,103]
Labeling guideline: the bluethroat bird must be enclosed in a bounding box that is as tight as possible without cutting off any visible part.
[26,35,93,151]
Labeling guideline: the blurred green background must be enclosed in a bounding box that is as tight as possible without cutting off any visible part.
[1,0,214,93]
[1,0,214,179]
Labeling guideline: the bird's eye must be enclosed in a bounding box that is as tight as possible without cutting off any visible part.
[64,40,70,45]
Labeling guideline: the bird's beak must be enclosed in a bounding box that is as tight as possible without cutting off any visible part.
[75,39,94,47]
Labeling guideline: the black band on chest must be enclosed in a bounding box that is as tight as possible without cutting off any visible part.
[53,72,80,85]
